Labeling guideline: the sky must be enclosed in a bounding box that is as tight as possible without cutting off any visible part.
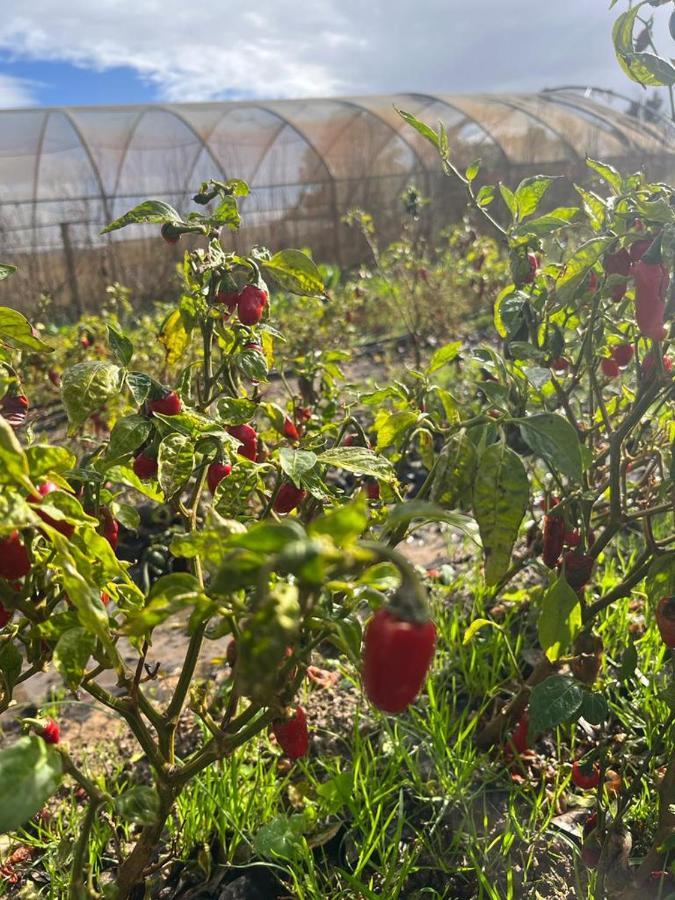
[0,1,671,109]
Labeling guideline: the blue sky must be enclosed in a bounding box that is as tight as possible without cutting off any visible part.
[0,1,672,109]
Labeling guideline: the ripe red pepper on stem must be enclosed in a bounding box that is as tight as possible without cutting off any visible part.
[283,417,300,442]
[271,706,308,759]
[237,285,268,326]
[611,343,634,368]
[30,482,75,538]
[41,720,60,745]
[509,710,530,754]
[362,607,436,713]
[603,248,631,301]
[632,259,669,341]
[148,390,182,416]
[365,479,380,501]
[641,351,672,381]
[572,760,601,790]
[542,508,565,568]
[0,602,12,628]
[228,424,257,461]
[600,357,620,378]
[0,531,31,580]
[656,597,675,649]
[207,461,232,494]
[562,550,594,590]
[99,508,119,550]
[550,357,569,374]
[273,482,306,514]
[133,451,158,480]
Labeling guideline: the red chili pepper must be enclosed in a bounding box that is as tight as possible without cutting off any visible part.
[641,352,672,380]
[564,529,581,548]
[603,248,631,301]
[148,390,182,416]
[273,483,306,514]
[510,710,530,754]
[526,252,539,283]
[656,597,675,649]
[600,357,620,378]
[572,760,601,790]
[0,531,31,580]
[1,393,29,428]
[0,602,11,628]
[283,417,300,442]
[237,285,268,326]
[365,479,380,501]
[228,424,257,461]
[562,551,594,590]
[133,452,158,480]
[550,357,570,374]
[207,461,232,494]
[99,508,120,550]
[29,482,75,538]
[632,259,669,341]
[611,343,634,367]
[362,608,436,713]
[629,238,653,262]
[216,289,239,310]
[41,720,60,745]
[543,512,565,568]
[271,706,308,759]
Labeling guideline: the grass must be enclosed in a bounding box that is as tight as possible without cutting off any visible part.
[2,541,670,899]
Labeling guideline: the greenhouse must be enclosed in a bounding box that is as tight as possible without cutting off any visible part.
[1,87,673,311]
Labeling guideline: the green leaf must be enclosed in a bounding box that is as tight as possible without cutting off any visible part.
[463,618,498,645]
[317,447,395,482]
[254,813,307,861]
[309,499,369,546]
[476,185,496,208]
[106,464,164,502]
[0,641,22,693]
[0,264,17,280]
[579,691,608,725]
[0,736,63,833]
[618,642,638,682]
[374,409,418,451]
[56,553,113,655]
[261,250,324,297]
[0,416,32,491]
[575,186,606,231]
[499,183,517,218]
[158,309,190,366]
[211,195,241,230]
[61,362,122,429]
[514,175,558,221]
[645,553,675,606]
[124,573,207,636]
[126,371,153,406]
[158,434,195,500]
[53,627,95,690]
[383,500,476,538]
[101,199,181,234]
[427,341,462,374]
[517,413,583,484]
[236,345,269,382]
[25,445,76,480]
[529,674,584,735]
[279,447,319,484]
[538,577,582,662]
[0,307,53,353]
[107,324,133,367]
[620,51,675,85]
[513,207,579,238]
[494,288,528,339]
[106,415,152,464]
[585,158,622,195]
[114,786,160,826]
[430,432,478,511]
[465,159,481,182]
[555,236,613,306]
[217,397,258,425]
[472,444,529,586]
[396,108,442,152]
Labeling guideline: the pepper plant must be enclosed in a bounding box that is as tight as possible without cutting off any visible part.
[0,181,439,898]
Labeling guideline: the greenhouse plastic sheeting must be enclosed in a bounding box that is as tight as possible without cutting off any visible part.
[0,88,673,309]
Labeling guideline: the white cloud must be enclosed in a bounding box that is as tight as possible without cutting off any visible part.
[0,72,38,107]
[0,1,672,102]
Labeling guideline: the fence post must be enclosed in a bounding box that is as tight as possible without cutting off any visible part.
[60,222,85,317]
